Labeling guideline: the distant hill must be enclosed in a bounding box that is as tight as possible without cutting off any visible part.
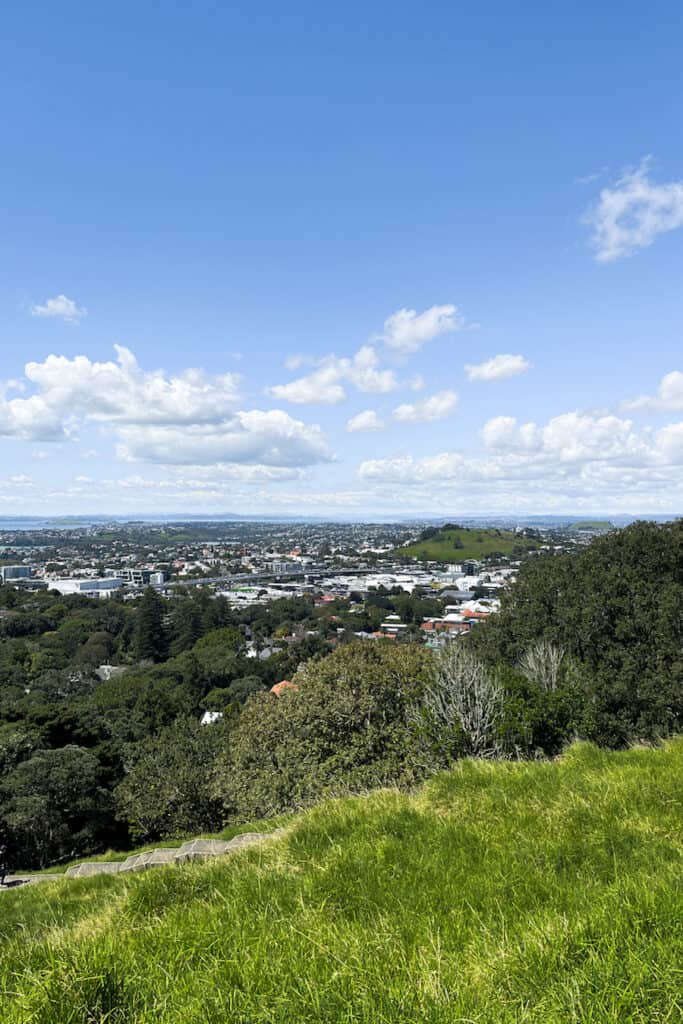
[399,524,538,563]
[568,519,614,531]
[1,740,682,1022]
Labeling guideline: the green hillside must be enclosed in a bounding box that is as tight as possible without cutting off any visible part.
[2,740,682,1023]
[568,520,614,531]
[400,525,538,563]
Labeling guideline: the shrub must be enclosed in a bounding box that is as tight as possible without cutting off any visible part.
[214,643,434,820]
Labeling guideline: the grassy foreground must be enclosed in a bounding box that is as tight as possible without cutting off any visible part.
[1,741,682,1023]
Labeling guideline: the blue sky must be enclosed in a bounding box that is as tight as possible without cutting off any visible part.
[1,1,683,516]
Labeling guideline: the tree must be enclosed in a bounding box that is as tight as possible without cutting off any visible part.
[472,520,683,746]
[132,588,168,662]
[518,640,567,692]
[0,746,113,868]
[418,643,503,759]
[170,600,203,655]
[115,717,226,841]
[214,643,433,821]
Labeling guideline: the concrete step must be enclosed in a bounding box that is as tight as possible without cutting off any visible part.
[174,839,234,862]
[65,862,123,878]
[121,849,178,873]
[11,830,286,883]
[1,874,64,889]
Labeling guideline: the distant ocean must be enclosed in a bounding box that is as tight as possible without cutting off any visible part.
[0,518,107,531]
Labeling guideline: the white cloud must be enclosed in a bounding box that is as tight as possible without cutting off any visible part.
[465,353,531,381]
[481,411,653,463]
[346,409,385,432]
[378,303,465,353]
[267,345,398,405]
[284,354,310,371]
[24,345,242,427]
[0,346,331,471]
[585,158,683,262]
[0,346,242,441]
[392,389,458,424]
[656,421,683,460]
[623,370,683,413]
[120,464,304,487]
[358,409,683,509]
[266,363,346,405]
[31,294,87,324]
[480,415,537,450]
[574,169,606,186]
[359,452,466,483]
[116,410,331,467]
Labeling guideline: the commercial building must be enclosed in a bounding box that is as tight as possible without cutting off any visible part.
[268,561,304,576]
[49,578,125,599]
[0,565,32,583]
[114,569,168,586]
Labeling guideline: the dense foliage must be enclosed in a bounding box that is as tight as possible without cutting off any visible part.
[0,586,332,865]
[215,644,433,821]
[471,518,683,745]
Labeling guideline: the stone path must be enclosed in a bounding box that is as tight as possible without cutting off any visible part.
[1,830,284,890]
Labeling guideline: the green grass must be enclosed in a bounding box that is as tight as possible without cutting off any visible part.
[400,526,538,563]
[2,740,683,1022]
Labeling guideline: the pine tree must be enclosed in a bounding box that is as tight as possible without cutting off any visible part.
[133,587,168,662]
[170,599,203,655]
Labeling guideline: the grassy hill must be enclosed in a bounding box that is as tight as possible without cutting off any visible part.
[400,525,538,563]
[568,519,614,531]
[2,741,682,1023]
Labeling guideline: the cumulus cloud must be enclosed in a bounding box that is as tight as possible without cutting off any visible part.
[378,304,465,353]
[268,304,468,407]
[585,158,683,262]
[359,452,466,483]
[465,353,531,381]
[623,370,683,413]
[358,411,683,508]
[346,409,385,432]
[481,412,655,462]
[0,346,242,441]
[392,389,458,424]
[31,294,87,324]
[0,346,331,470]
[24,345,242,427]
[267,345,398,404]
[116,411,331,467]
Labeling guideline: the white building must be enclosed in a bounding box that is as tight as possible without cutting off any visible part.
[49,578,125,599]
[379,613,409,635]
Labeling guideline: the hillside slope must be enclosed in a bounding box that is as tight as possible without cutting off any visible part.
[2,740,682,1023]
[399,525,538,562]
